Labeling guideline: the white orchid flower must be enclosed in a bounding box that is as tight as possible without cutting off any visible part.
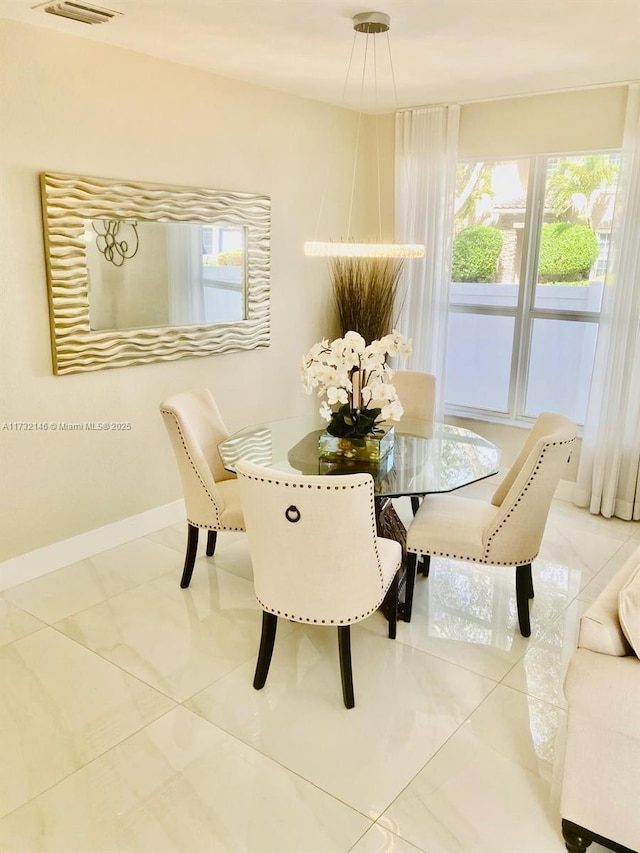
[326,386,348,405]
[381,400,404,421]
[319,400,333,421]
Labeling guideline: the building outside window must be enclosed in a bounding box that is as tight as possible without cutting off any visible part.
[445,152,620,425]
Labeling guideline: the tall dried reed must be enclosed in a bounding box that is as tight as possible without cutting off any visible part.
[330,256,405,344]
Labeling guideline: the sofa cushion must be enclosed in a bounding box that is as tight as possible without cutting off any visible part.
[619,563,640,657]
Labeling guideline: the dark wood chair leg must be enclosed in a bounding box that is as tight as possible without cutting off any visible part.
[206,530,217,557]
[561,820,593,853]
[420,554,431,577]
[337,625,355,709]
[385,573,399,638]
[515,563,532,637]
[253,612,278,690]
[411,496,421,515]
[180,523,199,588]
[404,552,418,622]
[525,562,534,599]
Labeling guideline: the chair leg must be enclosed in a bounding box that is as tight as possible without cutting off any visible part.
[420,554,431,577]
[411,496,421,515]
[253,612,278,690]
[180,523,199,588]
[206,530,217,557]
[384,572,399,638]
[404,552,418,623]
[516,564,532,637]
[337,625,355,709]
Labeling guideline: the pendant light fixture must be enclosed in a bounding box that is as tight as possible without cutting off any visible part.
[304,11,424,260]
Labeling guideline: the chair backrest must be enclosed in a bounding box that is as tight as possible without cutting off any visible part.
[236,459,389,625]
[483,412,577,565]
[392,370,436,421]
[160,388,233,527]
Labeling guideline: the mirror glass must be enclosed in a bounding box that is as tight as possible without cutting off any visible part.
[85,220,246,331]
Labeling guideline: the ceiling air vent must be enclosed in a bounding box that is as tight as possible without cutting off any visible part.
[39,1,121,25]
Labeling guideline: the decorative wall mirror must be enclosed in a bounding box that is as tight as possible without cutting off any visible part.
[40,173,270,374]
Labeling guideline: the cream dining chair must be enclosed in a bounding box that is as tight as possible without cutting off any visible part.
[404,412,577,635]
[392,370,437,514]
[160,388,244,588]
[236,459,403,709]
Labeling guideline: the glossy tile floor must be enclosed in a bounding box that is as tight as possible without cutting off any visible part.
[1,488,638,852]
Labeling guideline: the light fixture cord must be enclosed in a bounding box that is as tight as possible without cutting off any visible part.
[312,32,358,241]
[347,30,370,240]
[374,34,382,241]
[385,28,414,244]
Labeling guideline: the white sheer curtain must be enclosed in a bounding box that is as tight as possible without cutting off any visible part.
[394,105,460,419]
[574,84,640,521]
[166,223,206,325]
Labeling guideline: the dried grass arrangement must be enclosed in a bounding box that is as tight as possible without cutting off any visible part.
[330,256,405,345]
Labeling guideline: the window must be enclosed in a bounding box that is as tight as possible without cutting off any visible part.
[445,152,620,425]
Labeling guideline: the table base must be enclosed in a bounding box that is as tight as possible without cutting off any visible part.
[375,497,408,622]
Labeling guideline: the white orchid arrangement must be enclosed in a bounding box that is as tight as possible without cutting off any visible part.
[301,330,412,439]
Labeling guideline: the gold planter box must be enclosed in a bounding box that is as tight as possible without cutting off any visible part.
[317,426,395,464]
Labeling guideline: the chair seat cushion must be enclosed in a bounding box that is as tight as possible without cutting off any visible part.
[217,478,245,530]
[406,495,496,562]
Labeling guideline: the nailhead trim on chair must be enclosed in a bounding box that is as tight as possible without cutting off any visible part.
[160,406,224,527]
[238,469,386,585]
[186,518,244,532]
[255,580,400,625]
[407,436,576,567]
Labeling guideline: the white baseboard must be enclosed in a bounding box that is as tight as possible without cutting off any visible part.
[0,500,186,592]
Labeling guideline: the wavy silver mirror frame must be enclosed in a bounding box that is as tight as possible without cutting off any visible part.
[40,173,270,374]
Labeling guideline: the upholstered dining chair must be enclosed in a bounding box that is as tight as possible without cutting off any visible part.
[392,370,437,514]
[404,412,577,636]
[236,459,403,709]
[160,388,244,588]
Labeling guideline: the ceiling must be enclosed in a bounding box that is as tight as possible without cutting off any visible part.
[2,0,639,112]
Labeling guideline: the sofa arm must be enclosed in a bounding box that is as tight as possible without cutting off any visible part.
[561,648,640,851]
[578,548,639,657]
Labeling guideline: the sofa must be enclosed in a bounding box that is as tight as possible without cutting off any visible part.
[561,544,640,853]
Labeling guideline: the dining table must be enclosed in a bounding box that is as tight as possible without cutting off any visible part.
[218,415,501,621]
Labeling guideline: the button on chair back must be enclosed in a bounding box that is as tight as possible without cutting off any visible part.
[160,389,244,588]
[236,459,402,708]
[405,412,577,636]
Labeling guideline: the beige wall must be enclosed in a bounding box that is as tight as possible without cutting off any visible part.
[0,20,373,561]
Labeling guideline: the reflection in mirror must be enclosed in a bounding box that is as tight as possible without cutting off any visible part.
[85,220,246,331]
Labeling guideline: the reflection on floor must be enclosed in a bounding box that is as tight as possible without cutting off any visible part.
[1,491,638,852]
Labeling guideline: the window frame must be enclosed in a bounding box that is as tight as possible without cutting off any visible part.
[445,149,619,426]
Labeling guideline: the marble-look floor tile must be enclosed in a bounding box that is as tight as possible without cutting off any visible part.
[3,538,179,623]
[0,627,174,817]
[350,824,426,852]
[577,537,640,604]
[55,567,293,702]
[0,596,44,646]
[542,504,633,583]
[365,557,579,683]
[187,625,495,818]
[379,685,567,853]
[0,706,370,853]
[502,598,586,709]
